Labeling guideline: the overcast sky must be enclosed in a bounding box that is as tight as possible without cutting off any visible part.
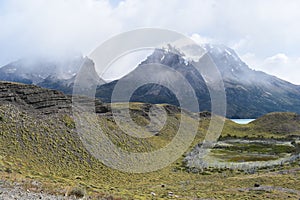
[0,0,300,84]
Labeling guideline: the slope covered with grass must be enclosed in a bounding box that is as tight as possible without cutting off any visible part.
[1,82,300,199]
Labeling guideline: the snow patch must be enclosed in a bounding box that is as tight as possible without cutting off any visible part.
[225,49,232,56]
[6,68,17,73]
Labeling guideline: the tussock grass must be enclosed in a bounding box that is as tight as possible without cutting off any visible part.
[1,103,300,199]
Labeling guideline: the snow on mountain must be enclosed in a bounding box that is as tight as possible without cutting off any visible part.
[0,55,84,84]
[96,43,300,118]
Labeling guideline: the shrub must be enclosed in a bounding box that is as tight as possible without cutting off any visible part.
[62,115,75,129]
[69,187,85,198]
[4,167,12,173]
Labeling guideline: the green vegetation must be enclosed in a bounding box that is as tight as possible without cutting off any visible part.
[212,148,283,163]
[62,115,76,129]
[68,187,86,198]
[214,142,296,154]
[1,102,300,199]
[220,113,300,139]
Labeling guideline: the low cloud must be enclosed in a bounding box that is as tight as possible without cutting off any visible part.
[1,0,300,84]
[190,34,214,45]
[241,53,300,85]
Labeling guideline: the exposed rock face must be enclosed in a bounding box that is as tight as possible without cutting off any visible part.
[0,81,111,114]
[0,82,71,114]
[0,82,109,115]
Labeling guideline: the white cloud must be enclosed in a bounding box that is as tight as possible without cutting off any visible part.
[101,49,152,81]
[1,0,300,84]
[230,36,252,52]
[241,53,300,85]
[190,33,214,45]
[264,53,289,64]
[0,0,121,63]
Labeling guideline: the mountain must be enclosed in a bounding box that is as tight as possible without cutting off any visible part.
[0,56,106,95]
[96,44,300,118]
[203,44,300,118]
[2,44,300,118]
[38,57,106,94]
[0,55,83,84]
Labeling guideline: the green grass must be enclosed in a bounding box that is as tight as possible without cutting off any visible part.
[211,149,281,162]
[220,112,300,140]
[1,103,300,199]
[215,142,296,154]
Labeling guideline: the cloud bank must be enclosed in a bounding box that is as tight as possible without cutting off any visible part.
[0,0,300,84]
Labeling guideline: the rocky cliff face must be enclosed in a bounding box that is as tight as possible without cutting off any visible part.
[0,82,109,115]
[0,82,71,114]
[0,82,110,114]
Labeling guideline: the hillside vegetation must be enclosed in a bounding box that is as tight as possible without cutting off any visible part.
[1,82,300,199]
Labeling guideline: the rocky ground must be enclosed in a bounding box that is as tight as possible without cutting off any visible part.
[0,181,78,200]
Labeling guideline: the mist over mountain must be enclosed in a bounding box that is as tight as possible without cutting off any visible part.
[0,55,107,94]
[96,44,300,118]
[0,55,83,85]
[0,55,83,84]
[1,43,300,118]
[203,44,300,118]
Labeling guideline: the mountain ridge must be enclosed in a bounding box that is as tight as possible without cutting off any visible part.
[1,44,300,118]
[96,44,300,118]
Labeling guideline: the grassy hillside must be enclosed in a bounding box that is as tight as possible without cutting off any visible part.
[219,112,300,140]
[1,82,300,199]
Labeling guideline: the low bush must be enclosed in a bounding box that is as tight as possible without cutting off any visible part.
[69,187,85,198]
